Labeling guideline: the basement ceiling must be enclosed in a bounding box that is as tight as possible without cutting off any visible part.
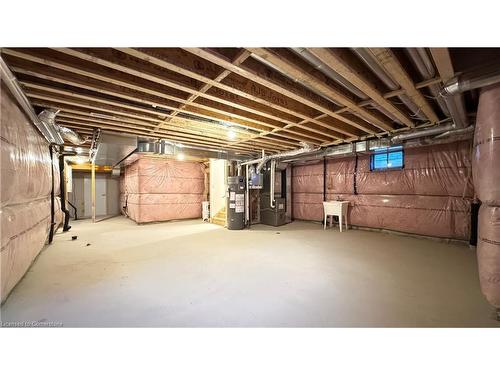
[0,48,479,155]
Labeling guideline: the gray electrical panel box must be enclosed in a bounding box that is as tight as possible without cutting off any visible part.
[260,194,286,227]
[227,176,245,230]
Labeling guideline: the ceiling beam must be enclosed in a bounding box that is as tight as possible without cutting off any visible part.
[57,113,292,151]
[28,93,288,152]
[6,55,291,136]
[306,48,414,128]
[2,49,331,146]
[368,48,439,124]
[150,49,252,135]
[245,48,395,133]
[429,48,455,81]
[184,47,379,136]
[112,48,353,139]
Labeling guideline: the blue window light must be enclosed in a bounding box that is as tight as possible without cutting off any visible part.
[370,149,404,171]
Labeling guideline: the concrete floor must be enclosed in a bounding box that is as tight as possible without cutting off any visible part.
[1,216,498,327]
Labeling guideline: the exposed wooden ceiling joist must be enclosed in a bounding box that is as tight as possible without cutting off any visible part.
[1,47,456,153]
[184,48,380,136]
[245,48,395,133]
[2,49,326,145]
[305,48,414,128]
[52,48,345,143]
[368,48,439,124]
[150,49,252,135]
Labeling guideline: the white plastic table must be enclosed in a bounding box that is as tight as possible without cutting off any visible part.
[323,201,349,232]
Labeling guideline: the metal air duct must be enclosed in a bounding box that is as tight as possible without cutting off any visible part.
[39,109,86,145]
[351,48,427,121]
[246,142,320,173]
[390,123,455,143]
[292,48,403,124]
[440,64,500,128]
[0,56,64,144]
[406,48,450,116]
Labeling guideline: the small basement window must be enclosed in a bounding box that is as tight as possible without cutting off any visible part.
[370,148,404,171]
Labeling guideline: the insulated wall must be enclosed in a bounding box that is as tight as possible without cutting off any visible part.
[292,140,473,240]
[473,83,500,309]
[120,155,206,223]
[1,83,62,303]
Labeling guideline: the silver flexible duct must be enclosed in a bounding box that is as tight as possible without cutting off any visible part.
[351,48,427,121]
[39,109,86,145]
[0,56,64,144]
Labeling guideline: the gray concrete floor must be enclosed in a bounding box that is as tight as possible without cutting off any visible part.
[1,216,498,327]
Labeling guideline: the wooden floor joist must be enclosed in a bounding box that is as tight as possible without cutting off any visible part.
[368,48,440,124]
[52,48,344,142]
[306,48,414,128]
[1,47,451,152]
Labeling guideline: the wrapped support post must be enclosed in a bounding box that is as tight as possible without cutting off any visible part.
[473,83,500,315]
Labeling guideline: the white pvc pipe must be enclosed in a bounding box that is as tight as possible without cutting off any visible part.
[245,164,250,224]
[270,159,276,209]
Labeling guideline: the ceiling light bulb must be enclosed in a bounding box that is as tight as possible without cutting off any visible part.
[227,129,237,140]
[176,153,185,161]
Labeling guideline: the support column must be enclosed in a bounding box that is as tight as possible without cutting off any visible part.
[91,161,96,223]
[473,83,500,318]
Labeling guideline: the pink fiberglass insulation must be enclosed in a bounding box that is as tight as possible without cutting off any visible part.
[120,155,206,223]
[477,205,500,308]
[473,84,500,309]
[1,84,62,303]
[292,140,473,240]
[473,83,500,206]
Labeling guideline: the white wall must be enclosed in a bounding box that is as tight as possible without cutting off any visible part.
[209,159,227,218]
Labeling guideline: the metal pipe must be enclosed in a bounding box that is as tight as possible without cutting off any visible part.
[292,48,403,125]
[245,143,320,172]
[39,109,86,145]
[59,152,72,232]
[0,56,64,144]
[433,125,474,139]
[406,48,450,116]
[440,65,500,128]
[390,123,455,143]
[292,48,369,99]
[351,48,427,121]
[442,68,500,95]
[270,159,276,209]
[48,145,56,244]
[245,164,250,225]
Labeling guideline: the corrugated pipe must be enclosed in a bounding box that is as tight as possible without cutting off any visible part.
[0,56,64,145]
[440,65,500,128]
[390,123,455,143]
[39,109,86,145]
[351,48,427,121]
